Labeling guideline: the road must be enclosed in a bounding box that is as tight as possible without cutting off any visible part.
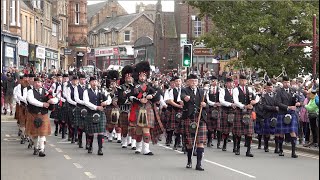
[1,116,319,180]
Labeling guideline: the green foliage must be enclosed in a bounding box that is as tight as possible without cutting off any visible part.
[189,0,319,77]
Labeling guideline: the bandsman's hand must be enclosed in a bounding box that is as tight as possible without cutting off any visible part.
[184,96,190,102]
[250,100,257,105]
[146,95,153,100]
[97,106,104,111]
[246,104,253,109]
[43,103,49,108]
[295,102,301,107]
[201,102,206,108]
[140,98,148,104]
[231,103,237,109]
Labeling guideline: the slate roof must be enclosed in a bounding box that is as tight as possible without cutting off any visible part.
[90,13,152,33]
[87,1,109,21]
[20,0,34,12]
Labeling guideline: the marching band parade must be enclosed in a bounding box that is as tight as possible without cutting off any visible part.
[1,60,318,173]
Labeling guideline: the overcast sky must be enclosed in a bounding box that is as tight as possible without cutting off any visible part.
[87,0,174,13]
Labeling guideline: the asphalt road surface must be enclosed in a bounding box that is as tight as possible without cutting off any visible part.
[1,118,319,180]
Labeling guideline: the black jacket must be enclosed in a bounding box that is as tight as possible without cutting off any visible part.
[180,87,207,120]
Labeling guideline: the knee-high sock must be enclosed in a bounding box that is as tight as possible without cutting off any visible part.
[39,136,46,152]
[97,134,103,149]
[278,136,284,152]
[187,148,192,163]
[196,147,204,167]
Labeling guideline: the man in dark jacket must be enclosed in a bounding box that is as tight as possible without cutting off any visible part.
[3,72,15,115]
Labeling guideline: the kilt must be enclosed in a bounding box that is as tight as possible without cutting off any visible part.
[18,105,27,127]
[66,104,77,126]
[134,103,155,129]
[206,107,221,131]
[73,106,86,128]
[160,108,167,126]
[220,108,235,134]
[25,110,33,136]
[14,103,20,121]
[85,111,107,134]
[49,104,59,119]
[166,109,181,131]
[183,117,207,145]
[254,119,263,134]
[150,111,164,145]
[28,113,52,137]
[275,112,299,135]
[232,108,254,136]
[57,103,68,123]
[119,112,129,132]
[261,116,277,135]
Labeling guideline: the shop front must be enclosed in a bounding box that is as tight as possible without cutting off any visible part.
[35,46,45,72]
[18,40,29,68]
[45,49,59,70]
[1,31,19,72]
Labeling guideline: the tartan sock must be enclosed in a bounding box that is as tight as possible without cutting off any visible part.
[196,147,204,167]
[187,148,192,163]
[143,133,151,143]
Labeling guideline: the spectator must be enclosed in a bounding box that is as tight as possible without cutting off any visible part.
[304,88,319,147]
[3,72,15,115]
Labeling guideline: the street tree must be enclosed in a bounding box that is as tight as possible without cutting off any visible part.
[189,0,319,77]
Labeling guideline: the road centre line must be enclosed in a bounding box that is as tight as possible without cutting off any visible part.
[84,172,96,179]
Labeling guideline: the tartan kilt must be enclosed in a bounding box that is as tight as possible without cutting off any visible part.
[85,111,107,134]
[15,103,20,121]
[134,103,155,129]
[49,104,59,119]
[183,117,207,145]
[119,112,129,132]
[73,106,86,128]
[164,109,173,130]
[25,110,33,136]
[206,107,221,131]
[150,111,164,144]
[220,108,234,134]
[254,118,263,134]
[160,108,167,127]
[232,109,254,135]
[66,105,77,126]
[261,116,277,135]
[28,113,51,137]
[57,103,68,123]
[18,105,27,127]
[168,109,181,131]
[275,112,299,135]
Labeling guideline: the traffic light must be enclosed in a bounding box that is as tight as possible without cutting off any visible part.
[182,44,192,67]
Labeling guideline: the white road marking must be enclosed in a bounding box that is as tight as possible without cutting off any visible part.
[5,134,10,137]
[73,163,83,169]
[84,172,96,179]
[204,159,256,179]
[158,144,174,150]
[55,148,63,153]
[64,155,71,160]
[57,141,71,144]
[49,144,55,147]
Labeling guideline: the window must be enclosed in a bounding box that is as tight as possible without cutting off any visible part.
[59,20,62,40]
[75,3,80,25]
[17,0,20,27]
[25,16,28,41]
[194,17,202,37]
[52,23,57,36]
[10,0,16,25]
[3,0,6,25]
[30,17,32,41]
[35,20,38,42]
[41,22,43,43]
[46,3,50,20]
[37,0,40,9]
[124,31,130,42]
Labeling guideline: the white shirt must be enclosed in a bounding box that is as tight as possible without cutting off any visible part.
[219,88,234,107]
[163,89,172,102]
[22,86,33,104]
[207,86,219,106]
[83,89,112,111]
[56,83,66,102]
[27,88,58,107]
[167,87,182,102]
[74,85,86,105]
[16,84,24,103]
[233,86,260,109]
[159,95,167,109]
[66,85,77,106]
[13,85,20,104]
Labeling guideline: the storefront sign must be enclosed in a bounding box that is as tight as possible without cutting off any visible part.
[36,46,45,59]
[53,53,58,59]
[193,48,214,56]
[95,48,114,57]
[5,46,14,58]
[46,51,52,58]
[29,44,36,61]
[64,48,72,55]
[17,40,29,56]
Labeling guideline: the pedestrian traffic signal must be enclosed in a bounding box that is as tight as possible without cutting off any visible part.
[182,44,192,67]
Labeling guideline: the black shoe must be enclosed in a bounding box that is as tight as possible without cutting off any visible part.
[173,145,177,150]
[33,148,39,155]
[265,148,269,152]
[39,151,46,157]
[233,148,236,153]
[117,140,121,143]
[274,149,279,154]
[186,162,192,169]
[75,138,78,142]
[195,165,204,171]
[222,147,227,151]
[291,153,298,158]
[98,149,103,155]
[144,152,154,155]
[135,151,141,154]
[279,151,284,156]
[86,144,90,150]
[20,138,25,144]
[122,146,127,148]
[71,139,75,144]
[132,147,136,150]
[88,147,93,154]
[235,149,240,155]
[246,152,254,157]
[128,143,132,147]
[79,142,83,148]
[10,111,13,116]
[18,130,22,136]
[54,131,58,136]
[28,143,33,149]
[217,143,221,149]
[166,143,170,147]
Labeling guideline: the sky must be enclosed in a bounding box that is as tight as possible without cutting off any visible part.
[87,0,174,13]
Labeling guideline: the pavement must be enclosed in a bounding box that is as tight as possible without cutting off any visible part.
[1,114,319,180]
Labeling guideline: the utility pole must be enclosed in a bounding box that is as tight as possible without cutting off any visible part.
[289,14,318,78]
